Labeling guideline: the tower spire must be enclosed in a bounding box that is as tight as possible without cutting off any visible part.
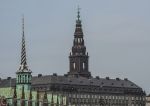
[16,16,32,86]
[18,16,30,72]
[67,7,91,78]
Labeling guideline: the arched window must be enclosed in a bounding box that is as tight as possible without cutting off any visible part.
[99,100,105,106]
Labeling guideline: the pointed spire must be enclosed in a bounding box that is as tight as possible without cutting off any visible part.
[18,16,31,72]
[22,15,25,39]
[20,16,27,70]
[68,7,91,78]
[74,6,83,38]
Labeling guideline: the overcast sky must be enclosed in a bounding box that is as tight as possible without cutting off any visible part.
[0,0,150,94]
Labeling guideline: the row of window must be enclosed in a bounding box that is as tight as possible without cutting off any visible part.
[69,98,145,106]
[69,94,145,101]
[74,38,84,44]
[72,62,86,70]
[17,74,31,83]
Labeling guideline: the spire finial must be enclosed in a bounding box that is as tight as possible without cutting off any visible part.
[77,6,81,20]
[22,15,24,37]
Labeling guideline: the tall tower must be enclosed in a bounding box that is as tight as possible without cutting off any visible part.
[16,17,32,92]
[68,8,91,78]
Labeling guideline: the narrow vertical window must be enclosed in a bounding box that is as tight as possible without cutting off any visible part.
[78,38,80,43]
[20,75,21,83]
[73,62,76,69]
[25,75,27,83]
[18,76,19,83]
[83,62,85,70]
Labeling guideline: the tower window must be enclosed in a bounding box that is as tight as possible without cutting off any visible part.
[25,75,27,83]
[75,38,78,43]
[19,75,21,83]
[78,38,80,43]
[73,62,76,69]
[28,75,30,83]
[83,62,85,70]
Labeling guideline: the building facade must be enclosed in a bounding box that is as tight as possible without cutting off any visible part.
[0,9,146,106]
